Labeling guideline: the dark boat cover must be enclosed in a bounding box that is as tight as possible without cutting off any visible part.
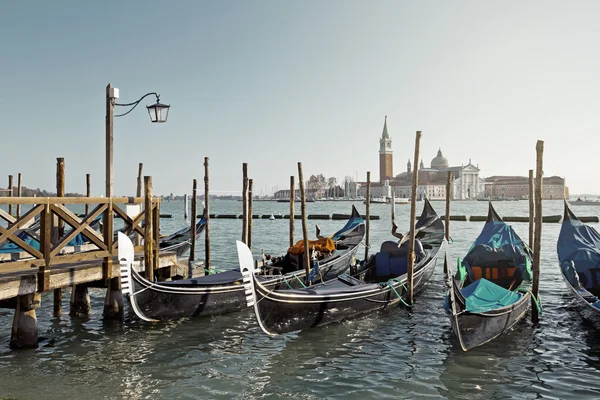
[460,203,532,282]
[558,204,600,290]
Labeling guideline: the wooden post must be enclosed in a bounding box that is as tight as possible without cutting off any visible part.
[144,176,154,282]
[16,173,22,218]
[204,157,211,275]
[10,293,41,349]
[529,169,534,249]
[391,191,396,222]
[53,157,65,318]
[445,171,452,241]
[365,172,371,260]
[289,176,295,247]
[248,178,254,250]
[85,173,91,215]
[8,175,13,216]
[152,197,160,271]
[242,163,248,244]
[407,131,422,304]
[298,162,311,278]
[532,141,543,323]
[184,194,188,219]
[136,163,143,197]
[189,179,197,278]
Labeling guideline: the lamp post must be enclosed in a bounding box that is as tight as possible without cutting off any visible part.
[105,83,170,198]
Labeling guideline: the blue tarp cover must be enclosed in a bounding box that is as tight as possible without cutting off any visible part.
[461,278,523,313]
[558,217,600,290]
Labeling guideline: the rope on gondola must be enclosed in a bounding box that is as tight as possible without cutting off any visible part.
[517,285,543,315]
[385,278,412,307]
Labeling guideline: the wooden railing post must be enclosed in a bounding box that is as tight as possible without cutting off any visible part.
[38,201,52,293]
[144,176,154,281]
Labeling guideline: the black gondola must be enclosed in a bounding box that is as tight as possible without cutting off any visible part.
[118,206,365,322]
[157,211,207,256]
[445,202,536,351]
[239,199,446,335]
[557,201,600,329]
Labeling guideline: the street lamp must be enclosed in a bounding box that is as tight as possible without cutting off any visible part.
[105,83,170,198]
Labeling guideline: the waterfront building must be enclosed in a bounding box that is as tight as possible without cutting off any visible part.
[484,176,568,200]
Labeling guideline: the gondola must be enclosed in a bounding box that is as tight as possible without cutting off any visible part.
[557,201,600,329]
[239,199,446,335]
[445,202,537,351]
[118,206,365,321]
[157,211,207,256]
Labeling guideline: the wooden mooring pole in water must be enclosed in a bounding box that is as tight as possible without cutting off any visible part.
[529,170,534,249]
[144,176,154,282]
[297,162,310,278]
[204,157,211,275]
[242,163,248,245]
[189,179,197,278]
[289,176,295,247]
[248,178,254,251]
[365,171,371,260]
[7,175,12,216]
[532,141,543,323]
[407,131,422,304]
[85,174,91,215]
[445,171,451,242]
[16,173,22,219]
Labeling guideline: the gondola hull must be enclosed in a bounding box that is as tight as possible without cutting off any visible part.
[561,276,600,329]
[447,277,531,351]
[252,240,445,334]
[125,241,361,320]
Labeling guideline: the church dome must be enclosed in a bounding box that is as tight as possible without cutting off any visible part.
[431,148,449,169]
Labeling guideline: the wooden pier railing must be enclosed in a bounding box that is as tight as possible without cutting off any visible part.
[0,196,160,290]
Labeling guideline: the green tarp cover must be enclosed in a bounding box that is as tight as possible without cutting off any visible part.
[462,278,523,313]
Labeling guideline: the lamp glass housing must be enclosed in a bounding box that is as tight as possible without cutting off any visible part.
[146,102,170,123]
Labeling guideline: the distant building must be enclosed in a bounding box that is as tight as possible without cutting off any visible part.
[357,117,483,200]
[484,176,568,200]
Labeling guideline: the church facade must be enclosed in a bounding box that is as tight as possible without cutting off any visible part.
[357,117,484,200]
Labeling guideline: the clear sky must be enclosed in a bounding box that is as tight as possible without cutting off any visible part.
[1,1,599,196]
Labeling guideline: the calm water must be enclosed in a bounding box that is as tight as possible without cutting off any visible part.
[1,199,599,399]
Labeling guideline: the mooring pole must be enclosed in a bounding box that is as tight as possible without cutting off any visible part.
[54,157,65,318]
[289,176,295,247]
[248,178,254,251]
[407,131,422,304]
[144,176,154,282]
[189,179,197,278]
[528,169,534,249]
[184,194,188,219]
[204,157,211,275]
[242,163,248,244]
[532,141,544,323]
[85,173,91,215]
[365,171,371,260]
[298,162,310,278]
[8,175,13,216]
[16,173,22,219]
[445,171,452,241]
[136,163,143,198]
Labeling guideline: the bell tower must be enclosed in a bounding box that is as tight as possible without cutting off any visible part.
[379,116,393,182]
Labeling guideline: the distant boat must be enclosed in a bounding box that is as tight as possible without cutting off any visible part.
[363,197,410,205]
[571,198,600,206]
[269,214,275,220]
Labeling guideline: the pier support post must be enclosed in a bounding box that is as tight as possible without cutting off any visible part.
[103,277,124,319]
[70,283,91,317]
[10,293,41,349]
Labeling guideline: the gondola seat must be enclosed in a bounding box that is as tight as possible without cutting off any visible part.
[369,240,424,281]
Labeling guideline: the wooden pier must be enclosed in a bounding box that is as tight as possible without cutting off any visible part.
[0,195,182,349]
